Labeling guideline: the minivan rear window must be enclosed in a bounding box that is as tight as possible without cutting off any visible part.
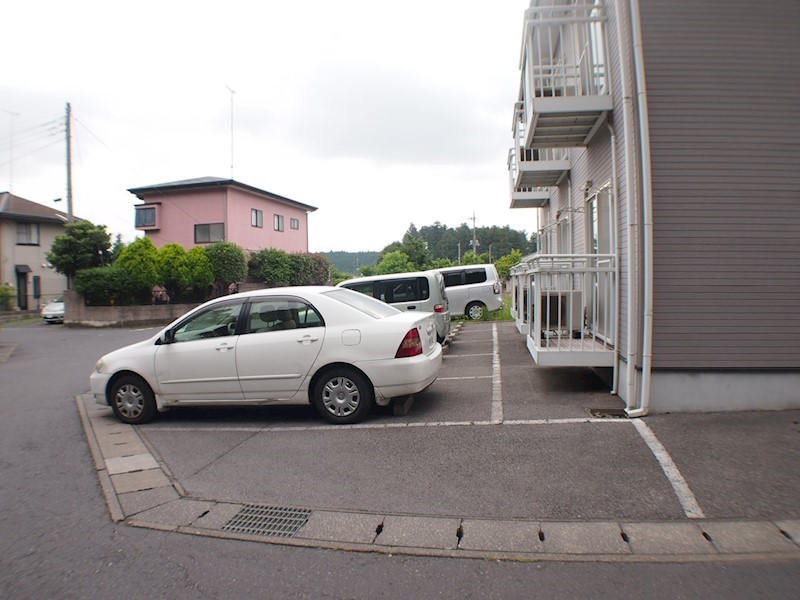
[465,269,488,285]
[381,278,429,303]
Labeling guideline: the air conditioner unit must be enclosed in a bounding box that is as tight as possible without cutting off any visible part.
[539,291,584,333]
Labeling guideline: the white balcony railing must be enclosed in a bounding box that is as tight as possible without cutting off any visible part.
[511,254,617,367]
[520,2,612,148]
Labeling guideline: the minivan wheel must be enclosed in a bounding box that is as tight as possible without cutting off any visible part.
[465,302,486,320]
[313,368,373,424]
[110,374,156,425]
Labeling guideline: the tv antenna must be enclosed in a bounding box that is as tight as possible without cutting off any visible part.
[226,86,236,179]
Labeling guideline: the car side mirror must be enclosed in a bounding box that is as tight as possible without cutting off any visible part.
[158,329,175,345]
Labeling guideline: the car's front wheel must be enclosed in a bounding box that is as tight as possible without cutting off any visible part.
[313,368,373,424]
[465,301,486,320]
[109,374,156,425]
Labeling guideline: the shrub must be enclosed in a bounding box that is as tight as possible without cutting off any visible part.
[74,266,136,305]
[0,284,15,311]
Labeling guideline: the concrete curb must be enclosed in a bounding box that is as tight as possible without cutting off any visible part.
[76,393,800,563]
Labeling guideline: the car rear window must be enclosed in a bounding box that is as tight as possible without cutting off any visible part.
[465,269,488,284]
[322,288,401,318]
[380,277,429,303]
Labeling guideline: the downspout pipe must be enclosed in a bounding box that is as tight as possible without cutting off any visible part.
[626,0,654,417]
[607,122,621,395]
[613,0,640,414]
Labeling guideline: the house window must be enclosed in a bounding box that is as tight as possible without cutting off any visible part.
[251,209,263,228]
[135,206,156,227]
[273,214,284,232]
[290,218,300,230]
[16,222,39,245]
[194,223,225,243]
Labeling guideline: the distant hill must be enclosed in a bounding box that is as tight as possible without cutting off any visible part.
[320,251,380,275]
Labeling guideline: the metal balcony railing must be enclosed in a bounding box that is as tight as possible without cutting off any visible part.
[511,253,617,367]
[519,2,612,148]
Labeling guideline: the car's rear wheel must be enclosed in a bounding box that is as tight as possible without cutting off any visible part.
[465,301,486,320]
[110,374,156,425]
[313,368,373,424]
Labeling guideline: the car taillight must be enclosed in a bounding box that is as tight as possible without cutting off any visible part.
[493,282,500,294]
[433,304,444,313]
[395,328,423,358]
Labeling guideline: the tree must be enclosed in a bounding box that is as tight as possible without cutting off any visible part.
[423,257,453,270]
[460,250,481,266]
[157,244,190,301]
[205,242,247,292]
[115,237,159,301]
[249,248,293,287]
[47,220,112,280]
[185,246,215,300]
[494,249,523,280]
[375,250,415,274]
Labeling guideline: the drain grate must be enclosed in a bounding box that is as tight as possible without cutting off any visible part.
[221,504,312,538]
[587,408,628,419]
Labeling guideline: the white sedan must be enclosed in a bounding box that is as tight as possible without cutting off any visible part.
[91,286,442,425]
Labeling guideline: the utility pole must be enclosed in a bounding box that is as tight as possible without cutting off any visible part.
[65,102,73,220]
[470,212,479,255]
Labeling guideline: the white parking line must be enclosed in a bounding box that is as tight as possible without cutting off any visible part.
[633,419,706,519]
[443,353,493,358]
[437,376,492,381]
[491,323,503,424]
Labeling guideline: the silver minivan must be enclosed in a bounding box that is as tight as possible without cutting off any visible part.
[337,271,451,343]
[435,264,503,320]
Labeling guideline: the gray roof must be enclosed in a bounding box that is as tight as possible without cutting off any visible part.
[0,192,72,224]
[127,177,317,212]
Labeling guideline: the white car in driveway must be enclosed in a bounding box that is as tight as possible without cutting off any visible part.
[41,297,65,324]
[91,286,442,425]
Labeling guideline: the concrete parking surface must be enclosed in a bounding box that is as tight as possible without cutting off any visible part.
[77,321,800,562]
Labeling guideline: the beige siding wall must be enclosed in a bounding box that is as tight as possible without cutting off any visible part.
[640,0,800,368]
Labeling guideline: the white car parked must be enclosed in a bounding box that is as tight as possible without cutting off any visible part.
[41,297,65,324]
[91,286,442,425]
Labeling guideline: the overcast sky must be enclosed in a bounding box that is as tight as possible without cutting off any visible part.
[1,0,535,253]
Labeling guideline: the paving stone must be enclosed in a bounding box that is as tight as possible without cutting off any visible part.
[295,511,384,544]
[111,468,171,494]
[541,522,631,555]
[118,486,180,516]
[133,499,215,527]
[701,521,800,554]
[621,522,716,555]
[459,519,544,553]
[106,453,159,475]
[376,515,461,550]
[192,503,244,530]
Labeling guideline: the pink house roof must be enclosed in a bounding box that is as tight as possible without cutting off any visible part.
[127,177,317,213]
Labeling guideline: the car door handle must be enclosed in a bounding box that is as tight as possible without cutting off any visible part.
[297,335,319,345]
[407,306,417,310]
[215,342,234,352]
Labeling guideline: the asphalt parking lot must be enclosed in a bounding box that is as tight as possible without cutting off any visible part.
[78,321,800,561]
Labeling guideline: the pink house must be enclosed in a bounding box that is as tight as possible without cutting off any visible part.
[129,177,317,253]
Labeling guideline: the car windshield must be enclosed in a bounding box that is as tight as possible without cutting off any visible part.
[322,288,400,319]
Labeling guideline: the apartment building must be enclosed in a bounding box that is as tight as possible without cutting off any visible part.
[507,0,800,414]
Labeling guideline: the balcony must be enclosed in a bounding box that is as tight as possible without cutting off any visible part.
[507,148,553,209]
[520,2,613,148]
[511,254,617,367]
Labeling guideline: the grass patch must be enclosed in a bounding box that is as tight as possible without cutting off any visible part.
[452,295,513,322]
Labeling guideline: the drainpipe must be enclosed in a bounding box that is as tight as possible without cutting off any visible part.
[613,0,640,413]
[626,0,654,417]
[607,122,621,395]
